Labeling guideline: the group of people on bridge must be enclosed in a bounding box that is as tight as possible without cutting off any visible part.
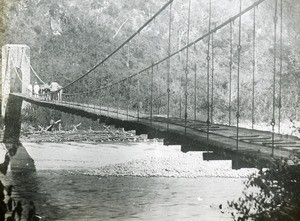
[27,82,62,101]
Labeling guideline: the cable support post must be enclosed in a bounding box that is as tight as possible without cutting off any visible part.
[252,6,256,130]
[272,0,278,157]
[126,79,129,121]
[167,1,173,132]
[278,0,283,134]
[206,0,212,152]
[157,64,160,115]
[72,92,75,106]
[167,51,171,131]
[117,82,119,119]
[194,64,197,121]
[150,64,154,126]
[236,0,242,152]
[93,82,96,111]
[179,74,182,119]
[211,30,215,124]
[184,0,191,137]
[88,79,91,108]
[229,21,233,126]
[137,76,140,121]
[107,87,109,117]
[99,83,102,115]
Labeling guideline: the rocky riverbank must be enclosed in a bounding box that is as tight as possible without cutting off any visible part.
[83,152,257,178]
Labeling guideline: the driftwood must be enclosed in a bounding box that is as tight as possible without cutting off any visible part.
[20,126,149,143]
[43,119,61,132]
[38,120,62,132]
[72,123,81,131]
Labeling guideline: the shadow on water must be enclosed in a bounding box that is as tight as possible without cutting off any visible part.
[5,143,36,172]
[0,143,69,220]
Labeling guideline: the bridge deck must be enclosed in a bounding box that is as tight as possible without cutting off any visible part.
[11,93,300,162]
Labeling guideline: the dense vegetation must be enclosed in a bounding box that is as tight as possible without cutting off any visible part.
[1,0,300,127]
[229,160,300,221]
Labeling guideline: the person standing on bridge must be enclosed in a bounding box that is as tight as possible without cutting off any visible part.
[49,81,61,101]
[57,84,63,101]
[40,83,51,101]
[33,82,40,98]
[27,83,33,97]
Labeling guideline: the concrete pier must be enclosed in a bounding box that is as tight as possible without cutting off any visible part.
[3,95,23,143]
[1,44,30,117]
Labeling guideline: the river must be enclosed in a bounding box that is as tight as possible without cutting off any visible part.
[1,141,255,221]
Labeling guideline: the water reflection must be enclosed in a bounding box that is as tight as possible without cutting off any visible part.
[0,143,41,221]
[0,142,35,175]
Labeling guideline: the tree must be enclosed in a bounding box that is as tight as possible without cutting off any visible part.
[229,158,300,221]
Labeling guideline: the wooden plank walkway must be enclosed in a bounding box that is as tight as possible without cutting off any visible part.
[10,93,300,162]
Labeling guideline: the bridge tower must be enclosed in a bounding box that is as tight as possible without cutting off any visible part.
[1,44,30,117]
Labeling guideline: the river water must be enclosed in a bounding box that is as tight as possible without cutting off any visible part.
[1,141,253,221]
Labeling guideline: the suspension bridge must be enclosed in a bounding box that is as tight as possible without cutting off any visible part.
[1,0,299,165]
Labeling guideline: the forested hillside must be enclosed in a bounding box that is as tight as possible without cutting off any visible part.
[1,0,300,127]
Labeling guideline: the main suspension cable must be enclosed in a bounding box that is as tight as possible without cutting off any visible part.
[62,0,175,91]
[24,54,46,84]
[10,57,27,86]
[64,0,267,97]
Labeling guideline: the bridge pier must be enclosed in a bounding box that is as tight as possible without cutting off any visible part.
[3,95,23,143]
[1,44,30,118]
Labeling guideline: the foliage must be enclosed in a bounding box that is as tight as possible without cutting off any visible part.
[229,159,300,221]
